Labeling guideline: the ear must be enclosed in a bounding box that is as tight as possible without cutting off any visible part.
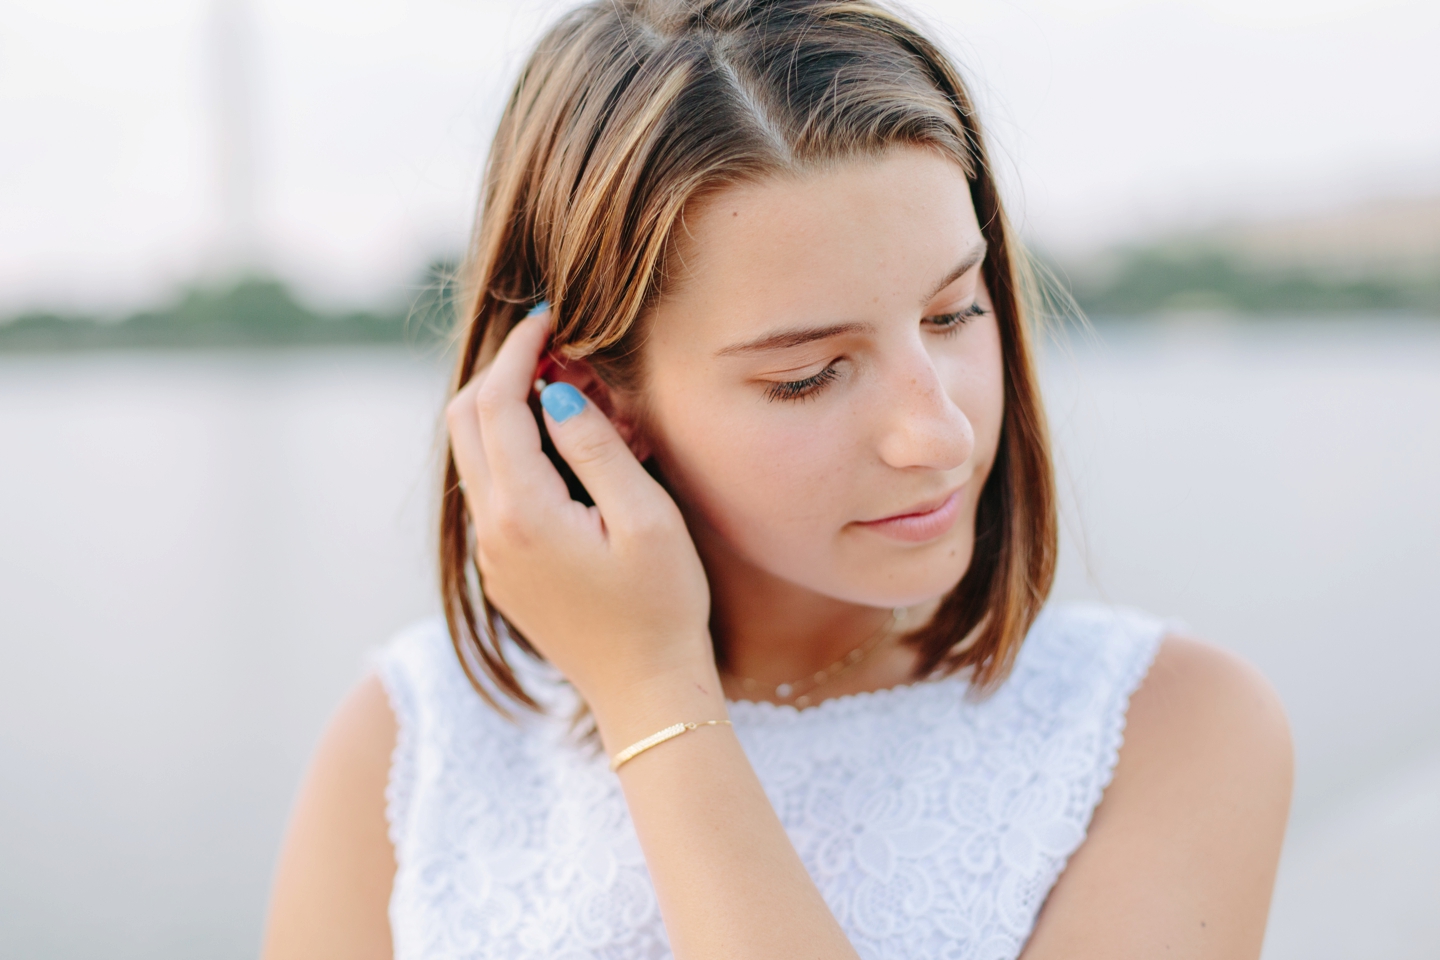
[534,353,654,463]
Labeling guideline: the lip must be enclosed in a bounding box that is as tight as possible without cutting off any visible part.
[855,488,963,543]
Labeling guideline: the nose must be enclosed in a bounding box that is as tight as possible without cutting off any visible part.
[873,346,974,471]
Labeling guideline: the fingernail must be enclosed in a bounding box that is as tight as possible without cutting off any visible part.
[540,382,586,423]
[526,300,550,318]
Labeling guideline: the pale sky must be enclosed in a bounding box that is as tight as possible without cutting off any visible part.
[2,0,1437,314]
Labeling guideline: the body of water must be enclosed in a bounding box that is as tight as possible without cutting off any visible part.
[1,317,1436,957]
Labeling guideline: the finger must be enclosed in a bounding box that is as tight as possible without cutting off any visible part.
[538,381,673,531]
[474,304,565,491]
[444,374,493,503]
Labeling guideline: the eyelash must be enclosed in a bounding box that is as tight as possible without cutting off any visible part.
[764,364,841,402]
[926,301,990,333]
[763,302,990,403]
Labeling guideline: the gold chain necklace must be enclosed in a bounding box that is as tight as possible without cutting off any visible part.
[730,607,907,708]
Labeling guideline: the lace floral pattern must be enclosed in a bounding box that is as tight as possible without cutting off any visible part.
[374,603,1165,960]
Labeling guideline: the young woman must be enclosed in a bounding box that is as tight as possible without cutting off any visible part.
[263,2,1292,957]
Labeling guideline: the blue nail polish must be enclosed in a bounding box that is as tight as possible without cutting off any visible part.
[540,382,586,423]
[526,300,550,318]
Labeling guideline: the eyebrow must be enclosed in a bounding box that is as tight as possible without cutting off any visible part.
[714,240,989,358]
[920,239,988,305]
[716,320,875,357]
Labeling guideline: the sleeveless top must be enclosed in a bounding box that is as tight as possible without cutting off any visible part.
[373,602,1167,960]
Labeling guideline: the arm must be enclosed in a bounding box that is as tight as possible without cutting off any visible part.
[592,667,859,959]
[260,675,397,960]
[1021,635,1293,959]
[446,308,860,960]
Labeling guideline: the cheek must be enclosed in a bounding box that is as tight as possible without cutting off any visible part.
[647,394,858,555]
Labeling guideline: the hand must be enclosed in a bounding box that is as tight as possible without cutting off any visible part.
[445,307,720,741]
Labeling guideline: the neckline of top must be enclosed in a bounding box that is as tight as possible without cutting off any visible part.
[724,666,974,722]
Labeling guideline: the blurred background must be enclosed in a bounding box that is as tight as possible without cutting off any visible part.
[1,0,1436,956]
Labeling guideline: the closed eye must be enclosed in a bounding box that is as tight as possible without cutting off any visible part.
[764,363,841,402]
[925,301,988,334]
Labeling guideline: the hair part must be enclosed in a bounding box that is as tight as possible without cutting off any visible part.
[440,0,1057,719]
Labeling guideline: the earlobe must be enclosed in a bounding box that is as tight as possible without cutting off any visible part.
[603,392,654,462]
[534,354,607,408]
[613,418,654,463]
[534,354,653,462]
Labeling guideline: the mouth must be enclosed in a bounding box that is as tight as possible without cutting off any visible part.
[854,488,964,543]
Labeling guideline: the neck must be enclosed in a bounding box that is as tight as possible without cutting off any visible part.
[696,530,940,702]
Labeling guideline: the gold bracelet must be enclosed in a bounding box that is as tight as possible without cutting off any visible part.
[609,719,732,772]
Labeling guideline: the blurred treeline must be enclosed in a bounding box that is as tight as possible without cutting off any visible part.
[1066,246,1440,316]
[1062,194,1440,318]
[2,197,1436,349]
[0,261,462,352]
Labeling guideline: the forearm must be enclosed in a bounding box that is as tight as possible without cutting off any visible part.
[595,667,859,960]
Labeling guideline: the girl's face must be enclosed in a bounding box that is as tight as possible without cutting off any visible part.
[627,146,1004,610]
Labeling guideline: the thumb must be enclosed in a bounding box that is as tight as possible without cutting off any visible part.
[539,382,670,526]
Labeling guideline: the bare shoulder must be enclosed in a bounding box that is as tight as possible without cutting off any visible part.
[261,674,398,960]
[1021,634,1293,960]
[1124,634,1293,783]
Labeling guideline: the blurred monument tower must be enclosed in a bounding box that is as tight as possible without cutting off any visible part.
[208,0,263,276]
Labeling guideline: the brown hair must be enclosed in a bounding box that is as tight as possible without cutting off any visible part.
[439,0,1056,716]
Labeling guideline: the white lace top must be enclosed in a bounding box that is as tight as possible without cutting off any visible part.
[373,602,1166,960]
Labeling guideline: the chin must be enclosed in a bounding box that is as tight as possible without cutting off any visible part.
[862,571,970,610]
[824,529,976,609]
